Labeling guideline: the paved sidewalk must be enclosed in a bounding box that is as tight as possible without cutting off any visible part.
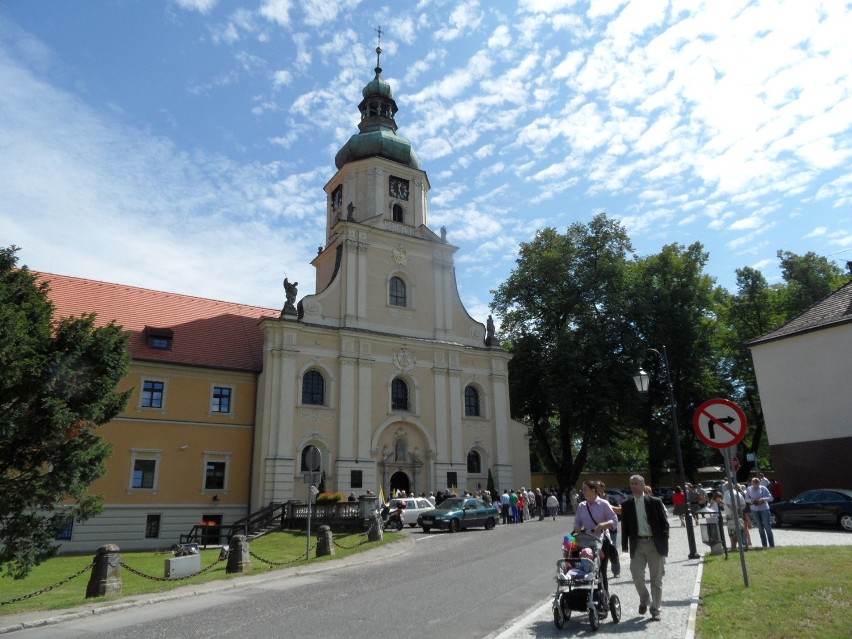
[491,516,852,639]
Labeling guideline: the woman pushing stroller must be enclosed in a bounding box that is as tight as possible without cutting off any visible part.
[572,481,619,590]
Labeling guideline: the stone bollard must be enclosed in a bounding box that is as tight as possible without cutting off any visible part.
[316,525,335,557]
[226,535,251,574]
[86,544,122,598]
[367,512,383,542]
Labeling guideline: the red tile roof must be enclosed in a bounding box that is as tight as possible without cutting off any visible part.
[38,273,279,372]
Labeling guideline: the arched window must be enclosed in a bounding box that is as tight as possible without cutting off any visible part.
[391,377,409,411]
[392,203,404,223]
[464,385,481,417]
[301,370,325,405]
[389,276,406,307]
[467,450,482,474]
[300,445,321,472]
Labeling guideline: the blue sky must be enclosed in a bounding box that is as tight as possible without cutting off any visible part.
[1,0,850,323]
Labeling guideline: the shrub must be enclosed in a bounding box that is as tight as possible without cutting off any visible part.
[316,492,345,503]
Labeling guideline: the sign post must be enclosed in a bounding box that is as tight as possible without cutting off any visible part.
[694,398,750,588]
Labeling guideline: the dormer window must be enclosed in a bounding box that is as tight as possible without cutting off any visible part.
[145,327,174,350]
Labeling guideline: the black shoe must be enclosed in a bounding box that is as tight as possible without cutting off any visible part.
[639,604,647,615]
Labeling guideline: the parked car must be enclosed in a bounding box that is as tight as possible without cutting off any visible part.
[417,497,498,533]
[604,489,630,505]
[654,487,674,505]
[388,497,434,528]
[769,488,852,531]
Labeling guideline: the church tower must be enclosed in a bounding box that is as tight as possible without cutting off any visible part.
[251,47,530,507]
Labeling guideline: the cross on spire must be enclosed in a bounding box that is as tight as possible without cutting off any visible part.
[376,26,384,45]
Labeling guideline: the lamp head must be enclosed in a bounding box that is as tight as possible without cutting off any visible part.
[633,368,650,393]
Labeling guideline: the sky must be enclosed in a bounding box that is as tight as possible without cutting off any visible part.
[1,0,850,323]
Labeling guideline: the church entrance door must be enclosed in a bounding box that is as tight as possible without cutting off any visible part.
[389,471,410,497]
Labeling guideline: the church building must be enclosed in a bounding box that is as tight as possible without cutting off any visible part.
[41,50,530,552]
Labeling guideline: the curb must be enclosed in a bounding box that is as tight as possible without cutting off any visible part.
[685,552,705,639]
[0,535,413,635]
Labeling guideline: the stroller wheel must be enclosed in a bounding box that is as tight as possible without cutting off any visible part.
[609,594,621,623]
[559,593,573,620]
[588,607,600,631]
[553,605,565,629]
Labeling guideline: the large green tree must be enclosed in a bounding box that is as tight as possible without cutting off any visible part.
[0,247,130,578]
[492,214,642,492]
[627,242,728,487]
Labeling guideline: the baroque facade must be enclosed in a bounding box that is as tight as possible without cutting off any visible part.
[41,52,530,552]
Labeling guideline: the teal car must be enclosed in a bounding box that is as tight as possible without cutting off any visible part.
[417,497,498,533]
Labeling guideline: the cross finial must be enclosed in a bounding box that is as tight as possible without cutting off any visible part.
[376,26,384,45]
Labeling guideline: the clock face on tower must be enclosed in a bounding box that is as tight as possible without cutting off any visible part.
[389,176,409,201]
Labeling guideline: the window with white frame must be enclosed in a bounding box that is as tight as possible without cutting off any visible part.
[464,385,481,417]
[141,380,165,409]
[202,452,231,492]
[129,449,162,492]
[301,370,325,406]
[211,386,232,413]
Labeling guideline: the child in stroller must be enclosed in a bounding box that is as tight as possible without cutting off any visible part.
[553,532,621,631]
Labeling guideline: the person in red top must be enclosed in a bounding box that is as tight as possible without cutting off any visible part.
[517,491,525,523]
[672,486,687,527]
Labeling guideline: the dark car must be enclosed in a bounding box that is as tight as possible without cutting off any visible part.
[769,488,852,532]
[417,497,498,533]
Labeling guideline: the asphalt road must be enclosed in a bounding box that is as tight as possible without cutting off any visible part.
[6,518,569,639]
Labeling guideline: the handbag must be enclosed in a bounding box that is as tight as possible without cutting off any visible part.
[586,503,618,563]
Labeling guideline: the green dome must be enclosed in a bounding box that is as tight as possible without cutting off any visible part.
[335,129,420,169]
[334,48,420,170]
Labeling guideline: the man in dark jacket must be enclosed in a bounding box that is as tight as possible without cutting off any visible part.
[621,474,669,621]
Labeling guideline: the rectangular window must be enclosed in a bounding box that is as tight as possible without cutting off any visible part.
[54,516,74,541]
[205,461,227,490]
[141,380,164,408]
[447,471,458,490]
[132,459,157,489]
[351,470,363,489]
[145,514,161,539]
[211,387,232,413]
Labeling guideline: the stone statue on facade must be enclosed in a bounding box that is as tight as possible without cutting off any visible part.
[280,278,298,318]
[486,314,500,347]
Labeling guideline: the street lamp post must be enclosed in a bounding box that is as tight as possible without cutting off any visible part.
[634,346,700,560]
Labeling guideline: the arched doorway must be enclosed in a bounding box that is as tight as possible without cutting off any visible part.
[390,471,410,497]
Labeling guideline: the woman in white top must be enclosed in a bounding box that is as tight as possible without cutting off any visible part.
[745,477,775,548]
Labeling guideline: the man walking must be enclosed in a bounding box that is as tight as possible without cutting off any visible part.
[621,474,669,621]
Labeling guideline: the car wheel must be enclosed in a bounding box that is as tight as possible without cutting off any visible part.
[770,512,782,528]
[485,517,495,530]
[409,523,416,528]
[588,607,600,631]
[449,518,460,533]
[422,525,431,533]
[839,514,852,532]
[609,594,621,623]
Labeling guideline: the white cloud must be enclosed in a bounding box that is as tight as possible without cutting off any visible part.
[174,0,217,14]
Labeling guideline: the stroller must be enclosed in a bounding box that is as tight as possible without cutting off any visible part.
[552,531,621,631]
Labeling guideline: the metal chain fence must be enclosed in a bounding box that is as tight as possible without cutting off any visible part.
[0,561,95,607]
[248,542,316,567]
[118,549,230,583]
[332,534,370,550]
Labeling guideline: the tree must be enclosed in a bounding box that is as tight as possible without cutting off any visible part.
[492,214,641,493]
[0,247,130,579]
[627,242,728,487]
[776,250,846,317]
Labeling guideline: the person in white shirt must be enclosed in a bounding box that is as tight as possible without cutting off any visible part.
[745,477,775,548]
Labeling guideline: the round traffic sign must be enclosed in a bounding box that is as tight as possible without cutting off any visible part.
[692,398,747,449]
[730,456,740,472]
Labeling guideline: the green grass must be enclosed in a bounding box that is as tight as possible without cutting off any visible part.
[0,530,402,617]
[698,546,852,639]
